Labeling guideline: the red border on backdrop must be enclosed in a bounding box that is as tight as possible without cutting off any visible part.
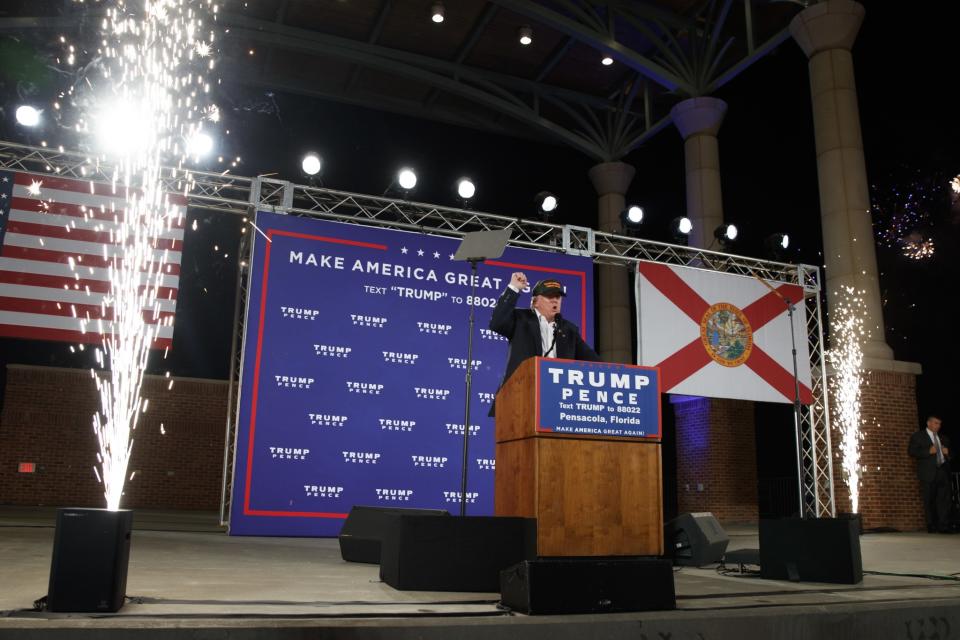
[533,357,662,440]
[241,232,592,518]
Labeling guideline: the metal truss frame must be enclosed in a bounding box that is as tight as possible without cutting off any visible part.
[0,140,835,523]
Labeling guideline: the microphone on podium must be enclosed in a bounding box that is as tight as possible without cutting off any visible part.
[554,313,565,338]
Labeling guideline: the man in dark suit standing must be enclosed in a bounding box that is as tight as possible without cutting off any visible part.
[908,414,952,533]
[488,272,600,414]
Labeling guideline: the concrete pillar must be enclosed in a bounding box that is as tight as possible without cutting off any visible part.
[669,97,758,523]
[670,97,727,249]
[790,0,892,361]
[831,369,924,530]
[588,161,635,364]
[792,1,922,528]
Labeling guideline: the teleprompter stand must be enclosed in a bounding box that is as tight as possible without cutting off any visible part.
[452,228,511,517]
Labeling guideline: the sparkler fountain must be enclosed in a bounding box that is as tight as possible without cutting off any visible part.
[45,0,218,612]
[827,287,867,515]
[86,0,219,512]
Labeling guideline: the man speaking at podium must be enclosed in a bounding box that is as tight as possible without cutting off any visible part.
[488,272,600,414]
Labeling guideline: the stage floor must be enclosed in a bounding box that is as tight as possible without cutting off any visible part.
[1,507,959,639]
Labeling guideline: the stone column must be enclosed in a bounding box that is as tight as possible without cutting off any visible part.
[668,96,758,523]
[588,161,635,364]
[792,0,923,529]
[831,370,924,531]
[790,0,892,361]
[670,97,727,249]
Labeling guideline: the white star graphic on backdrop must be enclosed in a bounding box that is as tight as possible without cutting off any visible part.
[417,249,424,257]
[448,253,455,260]
[0,193,6,199]
[433,251,440,259]
[401,247,408,254]
[1,176,8,182]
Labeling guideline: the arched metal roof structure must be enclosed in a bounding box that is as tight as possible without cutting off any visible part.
[1,0,803,160]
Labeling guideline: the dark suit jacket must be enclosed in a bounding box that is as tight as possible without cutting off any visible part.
[908,429,951,482]
[489,286,601,394]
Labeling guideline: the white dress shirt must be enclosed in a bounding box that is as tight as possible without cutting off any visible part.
[534,309,557,358]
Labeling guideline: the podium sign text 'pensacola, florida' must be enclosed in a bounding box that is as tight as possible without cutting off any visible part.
[536,358,661,439]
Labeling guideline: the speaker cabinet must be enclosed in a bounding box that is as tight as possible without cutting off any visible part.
[47,508,133,612]
[760,517,863,584]
[379,515,536,592]
[500,558,676,615]
[338,506,450,564]
[664,512,729,566]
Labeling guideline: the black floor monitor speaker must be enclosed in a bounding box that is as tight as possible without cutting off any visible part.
[47,508,133,613]
[339,506,450,564]
[379,515,536,591]
[500,558,676,615]
[664,512,729,566]
[760,517,863,584]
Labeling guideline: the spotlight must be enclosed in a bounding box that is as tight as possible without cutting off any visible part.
[518,26,533,46]
[431,2,444,23]
[764,233,791,259]
[186,131,214,158]
[535,191,558,216]
[713,223,738,247]
[398,167,418,191]
[301,152,322,176]
[96,99,151,155]
[16,105,41,127]
[671,216,692,240]
[601,56,614,66]
[456,177,475,200]
[620,205,644,229]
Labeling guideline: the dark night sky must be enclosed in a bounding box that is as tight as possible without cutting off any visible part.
[1,1,957,464]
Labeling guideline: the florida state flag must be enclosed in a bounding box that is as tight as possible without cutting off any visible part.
[635,261,813,404]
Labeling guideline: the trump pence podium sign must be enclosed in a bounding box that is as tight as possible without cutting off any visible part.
[535,358,661,440]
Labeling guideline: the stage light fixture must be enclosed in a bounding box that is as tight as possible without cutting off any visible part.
[671,216,692,240]
[186,131,214,158]
[398,167,418,191]
[456,177,476,200]
[714,223,738,247]
[764,233,791,259]
[601,56,614,66]
[431,2,445,23]
[620,205,644,228]
[535,191,558,215]
[96,99,150,155]
[16,105,41,127]
[301,152,322,176]
[518,26,533,46]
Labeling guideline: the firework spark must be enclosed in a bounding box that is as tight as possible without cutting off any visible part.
[871,170,950,260]
[827,287,867,514]
[899,233,935,261]
[65,0,218,510]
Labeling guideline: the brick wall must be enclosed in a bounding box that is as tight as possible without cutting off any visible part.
[0,365,228,510]
[831,369,925,531]
[674,397,758,524]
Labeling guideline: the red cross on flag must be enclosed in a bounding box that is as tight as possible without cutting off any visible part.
[636,261,813,404]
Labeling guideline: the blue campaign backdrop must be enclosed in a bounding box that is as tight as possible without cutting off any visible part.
[229,211,594,536]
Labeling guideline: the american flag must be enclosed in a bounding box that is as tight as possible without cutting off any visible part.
[0,169,185,348]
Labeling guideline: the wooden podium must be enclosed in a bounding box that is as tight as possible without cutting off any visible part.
[494,358,663,557]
